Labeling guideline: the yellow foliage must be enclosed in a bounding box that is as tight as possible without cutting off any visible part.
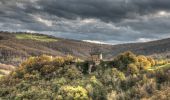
[137,55,152,70]
[64,55,74,64]
[90,76,98,84]
[57,85,89,100]
[128,63,139,75]
[40,65,56,74]
[137,55,148,62]
[147,57,156,66]
[53,57,65,66]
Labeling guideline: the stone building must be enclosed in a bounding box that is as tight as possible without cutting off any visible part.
[88,50,103,73]
[90,51,103,65]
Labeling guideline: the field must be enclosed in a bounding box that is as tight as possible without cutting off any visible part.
[15,34,58,42]
[148,63,170,71]
[0,63,15,78]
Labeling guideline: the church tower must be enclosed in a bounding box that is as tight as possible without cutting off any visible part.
[88,45,103,74]
[89,44,103,65]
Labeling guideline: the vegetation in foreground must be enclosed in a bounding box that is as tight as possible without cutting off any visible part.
[0,64,15,78]
[0,51,170,100]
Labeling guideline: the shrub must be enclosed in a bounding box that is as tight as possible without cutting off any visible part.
[23,71,40,81]
[64,55,74,65]
[21,55,52,74]
[97,68,125,95]
[53,57,65,67]
[151,87,170,100]
[0,88,10,97]
[63,65,82,80]
[137,55,151,70]
[113,51,138,71]
[147,57,156,66]
[56,85,89,100]
[155,69,169,83]
[88,76,107,100]
[14,87,52,100]
[127,63,139,75]
[40,65,56,75]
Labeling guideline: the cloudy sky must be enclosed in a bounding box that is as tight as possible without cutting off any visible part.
[0,0,170,44]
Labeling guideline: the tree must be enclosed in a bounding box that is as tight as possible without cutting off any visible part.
[147,57,155,66]
[113,51,138,71]
[137,55,151,70]
[100,68,125,91]
[63,65,82,80]
[127,63,139,75]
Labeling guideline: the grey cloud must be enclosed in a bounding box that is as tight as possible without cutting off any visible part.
[0,0,170,44]
[36,0,170,22]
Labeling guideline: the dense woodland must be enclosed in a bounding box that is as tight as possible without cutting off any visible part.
[0,51,170,100]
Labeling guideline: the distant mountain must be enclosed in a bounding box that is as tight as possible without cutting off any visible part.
[111,38,170,59]
[0,32,170,65]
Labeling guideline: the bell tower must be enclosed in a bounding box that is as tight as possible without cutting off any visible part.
[89,44,103,65]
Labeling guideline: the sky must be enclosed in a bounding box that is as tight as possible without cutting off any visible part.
[0,0,170,44]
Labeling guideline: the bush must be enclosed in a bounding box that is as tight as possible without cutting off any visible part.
[88,76,107,100]
[113,51,138,71]
[137,55,151,70]
[147,57,156,66]
[113,52,155,74]
[56,85,89,100]
[19,55,53,75]
[127,64,139,75]
[63,65,82,80]
[155,69,170,83]
[151,87,170,100]
[53,57,65,66]
[14,87,52,100]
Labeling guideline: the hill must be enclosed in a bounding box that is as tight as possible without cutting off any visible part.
[0,32,170,65]
[0,32,112,65]
[111,38,170,59]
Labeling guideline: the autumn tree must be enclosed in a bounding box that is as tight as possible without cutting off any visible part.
[113,51,138,71]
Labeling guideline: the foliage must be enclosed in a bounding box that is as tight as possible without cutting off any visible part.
[113,51,138,71]
[151,87,170,100]
[0,52,170,100]
[56,85,89,100]
[112,51,162,75]
[127,63,139,75]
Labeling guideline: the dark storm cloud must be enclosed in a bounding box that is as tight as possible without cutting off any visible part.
[36,0,170,21]
[0,0,170,44]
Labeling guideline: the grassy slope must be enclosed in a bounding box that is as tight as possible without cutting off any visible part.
[0,32,112,65]
[148,63,170,71]
[0,63,15,78]
[16,34,58,42]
